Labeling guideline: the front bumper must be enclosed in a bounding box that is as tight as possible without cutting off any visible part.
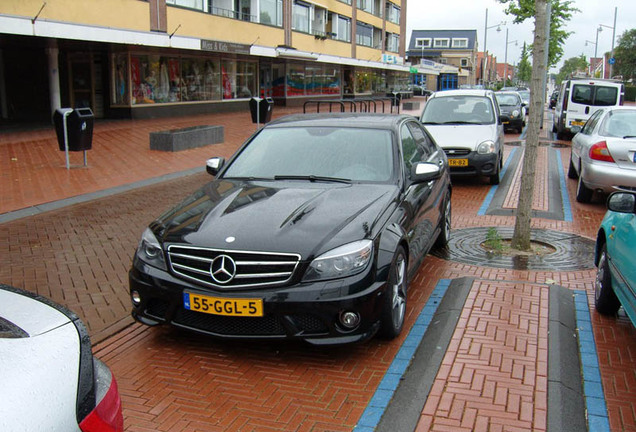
[129,258,388,345]
[446,151,499,177]
[582,160,636,194]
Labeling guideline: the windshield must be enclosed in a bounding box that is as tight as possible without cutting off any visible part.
[495,94,520,106]
[517,91,530,100]
[223,127,395,182]
[421,96,496,125]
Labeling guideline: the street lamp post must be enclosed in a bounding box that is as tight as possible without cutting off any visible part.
[482,8,505,86]
[599,6,617,78]
[504,28,518,86]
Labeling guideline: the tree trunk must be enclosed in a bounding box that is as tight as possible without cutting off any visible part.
[511,0,549,251]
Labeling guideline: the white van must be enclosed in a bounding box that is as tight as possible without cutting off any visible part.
[553,78,624,139]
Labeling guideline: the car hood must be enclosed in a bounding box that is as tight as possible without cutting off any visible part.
[154,179,398,259]
[423,124,499,149]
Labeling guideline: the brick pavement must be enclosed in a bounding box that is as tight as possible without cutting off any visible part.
[2,102,636,431]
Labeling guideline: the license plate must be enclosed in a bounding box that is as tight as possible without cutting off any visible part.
[184,292,263,317]
[502,121,510,124]
[571,120,585,126]
[448,158,468,167]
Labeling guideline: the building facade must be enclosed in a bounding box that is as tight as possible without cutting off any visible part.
[0,0,410,123]
[406,29,477,90]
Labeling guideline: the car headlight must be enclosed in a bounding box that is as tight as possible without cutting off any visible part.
[512,110,520,118]
[136,227,167,270]
[477,140,496,154]
[303,240,373,282]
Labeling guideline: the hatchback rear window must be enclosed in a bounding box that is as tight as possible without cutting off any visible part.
[571,84,618,106]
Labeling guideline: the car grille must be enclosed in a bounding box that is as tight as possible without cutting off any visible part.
[444,148,471,157]
[172,309,329,336]
[167,245,301,290]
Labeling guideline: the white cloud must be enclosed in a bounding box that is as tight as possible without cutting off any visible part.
[406,0,634,73]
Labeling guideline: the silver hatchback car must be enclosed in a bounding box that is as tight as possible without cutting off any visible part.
[568,106,636,203]
[420,89,504,185]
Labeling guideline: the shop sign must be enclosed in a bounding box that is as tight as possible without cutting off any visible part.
[201,40,251,55]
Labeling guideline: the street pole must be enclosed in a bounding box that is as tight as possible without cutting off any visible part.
[504,28,508,87]
[482,8,488,85]
[610,6,616,78]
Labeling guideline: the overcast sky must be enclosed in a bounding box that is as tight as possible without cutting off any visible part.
[406,0,635,73]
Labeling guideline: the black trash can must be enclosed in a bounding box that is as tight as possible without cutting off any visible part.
[249,97,273,124]
[54,107,94,151]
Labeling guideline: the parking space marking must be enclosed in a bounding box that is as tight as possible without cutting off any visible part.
[574,290,610,431]
[478,148,517,216]
[353,279,451,432]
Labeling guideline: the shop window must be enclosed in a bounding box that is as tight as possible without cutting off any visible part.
[323,67,341,95]
[112,54,129,106]
[287,64,305,96]
[305,66,322,96]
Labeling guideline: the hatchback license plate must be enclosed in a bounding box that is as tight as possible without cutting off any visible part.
[448,158,468,167]
[184,292,263,317]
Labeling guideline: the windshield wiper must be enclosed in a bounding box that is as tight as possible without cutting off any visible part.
[274,175,351,184]
[440,121,478,125]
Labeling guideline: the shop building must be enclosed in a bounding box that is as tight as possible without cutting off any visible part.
[406,29,477,90]
[0,0,409,124]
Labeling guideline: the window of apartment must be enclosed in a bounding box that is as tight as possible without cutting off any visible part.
[452,38,469,49]
[292,1,311,33]
[386,3,400,24]
[415,38,431,49]
[330,13,351,42]
[166,0,206,12]
[312,7,327,36]
[356,22,374,47]
[260,0,282,26]
[433,38,450,48]
[338,0,352,4]
[461,58,469,67]
[386,33,399,53]
[439,58,447,64]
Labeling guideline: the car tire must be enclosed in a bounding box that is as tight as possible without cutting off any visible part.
[576,173,593,203]
[379,246,407,340]
[567,155,578,179]
[434,192,451,249]
[595,245,621,315]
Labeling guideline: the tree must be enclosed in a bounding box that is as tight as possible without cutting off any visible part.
[555,55,588,85]
[517,43,532,84]
[498,0,579,68]
[614,28,636,82]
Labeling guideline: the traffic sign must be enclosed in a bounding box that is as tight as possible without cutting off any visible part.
[609,57,616,65]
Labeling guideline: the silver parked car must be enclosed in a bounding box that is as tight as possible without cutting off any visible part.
[0,284,124,432]
[568,106,636,203]
[420,89,505,185]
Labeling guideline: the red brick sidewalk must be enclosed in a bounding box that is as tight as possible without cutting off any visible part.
[2,102,636,431]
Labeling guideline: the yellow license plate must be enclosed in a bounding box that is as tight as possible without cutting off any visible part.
[571,120,585,126]
[448,158,468,167]
[502,121,510,124]
[184,292,263,317]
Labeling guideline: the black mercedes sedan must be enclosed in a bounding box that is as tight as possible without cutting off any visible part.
[129,114,451,345]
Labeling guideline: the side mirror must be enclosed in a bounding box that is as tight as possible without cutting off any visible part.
[206,157,225,176]
[411,162,441,183]
[607,192,636,213]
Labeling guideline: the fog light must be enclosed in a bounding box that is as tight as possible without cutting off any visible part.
[131,290,141,305]
[339,311,361,329]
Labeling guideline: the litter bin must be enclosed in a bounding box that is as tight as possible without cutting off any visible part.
[54,107,94,151]
[249,97,274,124]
